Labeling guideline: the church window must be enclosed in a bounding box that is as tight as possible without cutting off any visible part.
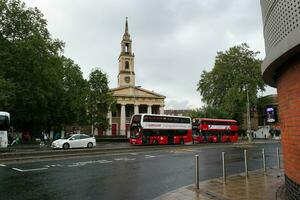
[125,43,129,52]
[125,61,129,69]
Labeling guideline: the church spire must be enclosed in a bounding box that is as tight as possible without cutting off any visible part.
[123,17,131,40]
[118,17,135,87]
[125,17,129,35]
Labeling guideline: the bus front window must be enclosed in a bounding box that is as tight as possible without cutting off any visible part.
[130,126,141,138]
[0,116,9,131]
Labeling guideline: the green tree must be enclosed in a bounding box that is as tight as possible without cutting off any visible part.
[188,105,230,119]
[0,0,91,137]
[0,0,114,137]
[87,69,115,135]
[0,75,16,110]
[0,0,65,134]
[61,57,88,126]
[197,43,265,124]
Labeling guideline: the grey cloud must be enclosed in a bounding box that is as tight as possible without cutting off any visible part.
[23,0,273,109]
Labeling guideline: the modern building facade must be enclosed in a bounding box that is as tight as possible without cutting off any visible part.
[241,94,280,131]
[260,1,300,198]
[107,19,165,137]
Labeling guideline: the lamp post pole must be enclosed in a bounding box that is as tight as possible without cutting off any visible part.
[246,86,252,143]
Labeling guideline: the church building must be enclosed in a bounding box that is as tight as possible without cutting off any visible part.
[107,19,166,137]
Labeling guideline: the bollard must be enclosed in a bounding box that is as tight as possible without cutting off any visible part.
[195,155,199,189]
[262,148,266,173]
[244,149,248,176]
[277,147,280,169]
[222,152,226,183]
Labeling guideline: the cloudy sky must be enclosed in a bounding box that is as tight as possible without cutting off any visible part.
[23,0,276,109]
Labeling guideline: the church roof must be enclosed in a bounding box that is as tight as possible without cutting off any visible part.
[111,86,166,99]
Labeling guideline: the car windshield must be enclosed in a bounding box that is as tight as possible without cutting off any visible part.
[64,135,72,139]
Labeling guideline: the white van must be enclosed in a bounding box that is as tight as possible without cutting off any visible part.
[254,126,271,139]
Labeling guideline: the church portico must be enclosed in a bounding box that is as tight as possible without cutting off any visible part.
[108,18,165,137]
[108,89,165,136]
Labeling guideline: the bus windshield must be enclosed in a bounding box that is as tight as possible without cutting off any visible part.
[130,115,141,138]
[0,115,10,131]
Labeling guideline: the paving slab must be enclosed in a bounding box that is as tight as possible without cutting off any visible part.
[155,168,285,200]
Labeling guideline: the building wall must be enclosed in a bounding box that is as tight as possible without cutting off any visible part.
[260,0,300,198]
[277,58,300,186]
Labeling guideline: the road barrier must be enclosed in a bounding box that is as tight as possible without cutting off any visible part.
[222,152,226,183]
[244,149,248,176]
[195,155,199,189]
[262,148,266,173]
[277,147,280,169]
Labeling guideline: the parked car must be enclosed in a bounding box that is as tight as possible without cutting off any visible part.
[51,134,96,149]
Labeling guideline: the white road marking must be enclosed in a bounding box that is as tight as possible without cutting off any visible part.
[12,167,48,172]
[0,164,6,167]
[114,158,136,161]
[44,164,63,168]
[68,160,112,167]
[145,155,156,159]
[129,153,137,155]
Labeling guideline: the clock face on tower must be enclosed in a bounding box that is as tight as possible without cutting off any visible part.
[124,76,130,83]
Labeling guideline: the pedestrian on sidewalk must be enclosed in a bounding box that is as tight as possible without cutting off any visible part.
[40,130,47,147]
[10,134,20,146]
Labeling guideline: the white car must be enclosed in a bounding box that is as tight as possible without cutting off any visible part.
[51,134,96,149]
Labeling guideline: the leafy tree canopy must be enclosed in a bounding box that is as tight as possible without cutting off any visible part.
[87,69,115,133]
[0,0,111,136]
[188,105,230,119]
[197,43,265,123]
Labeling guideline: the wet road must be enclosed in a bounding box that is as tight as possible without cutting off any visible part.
[0,143,281,200]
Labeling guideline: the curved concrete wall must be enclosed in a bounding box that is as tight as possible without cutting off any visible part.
[261,1,300,199]
[261,0,300,87]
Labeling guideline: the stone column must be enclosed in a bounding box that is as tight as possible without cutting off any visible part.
[159,105,165,115]
[106,111,112,136]
[147,105,152,114]
[120,104,126,136]
[61,128,65,139]
[134,104,139,114]
[50,130,54,140]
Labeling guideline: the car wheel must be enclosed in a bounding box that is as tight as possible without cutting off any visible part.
[63,143,69,149]
[152,139,158,145]
[87,142,93,148]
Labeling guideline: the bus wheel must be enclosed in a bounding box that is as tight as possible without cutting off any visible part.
[152,139,158,145]
[180,139,184,145]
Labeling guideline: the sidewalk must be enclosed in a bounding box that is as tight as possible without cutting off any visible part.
[155,168,285,200]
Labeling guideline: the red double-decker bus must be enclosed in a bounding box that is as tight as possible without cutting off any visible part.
[129,114,193,145]
[192,118,239,143]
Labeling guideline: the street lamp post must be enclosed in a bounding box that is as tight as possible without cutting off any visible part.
[246,86,252,143]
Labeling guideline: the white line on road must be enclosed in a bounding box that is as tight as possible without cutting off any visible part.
[145,155,156,159]
[68,160,113,167]
[0,164,6,167]
[12,167,48,172]
[114,158,136,161]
